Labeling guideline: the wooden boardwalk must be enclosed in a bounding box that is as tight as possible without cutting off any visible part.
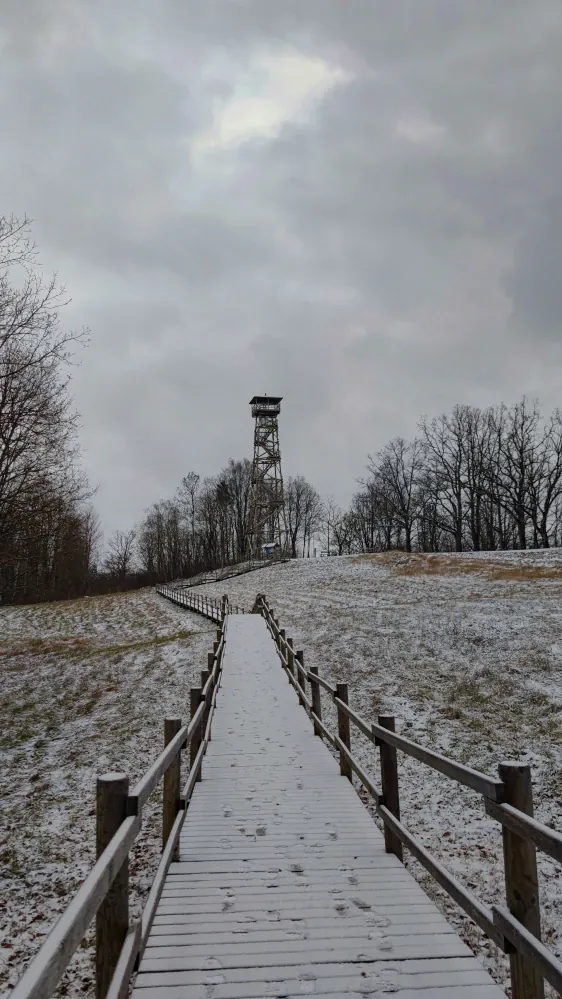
[134,615,505,998]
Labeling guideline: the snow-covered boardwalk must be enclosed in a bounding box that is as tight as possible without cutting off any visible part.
[133,615,505,998]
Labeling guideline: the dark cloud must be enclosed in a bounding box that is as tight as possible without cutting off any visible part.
[2,0,562,535]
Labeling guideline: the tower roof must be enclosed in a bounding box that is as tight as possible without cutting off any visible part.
[250,396,282,405]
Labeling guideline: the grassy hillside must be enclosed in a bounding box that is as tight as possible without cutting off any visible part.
[0,589,212,997]
[199,549,562,992]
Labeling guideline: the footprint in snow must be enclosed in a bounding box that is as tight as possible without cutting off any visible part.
[352,898,372,911]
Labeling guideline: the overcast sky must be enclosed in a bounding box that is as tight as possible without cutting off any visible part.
[2,1,562,538]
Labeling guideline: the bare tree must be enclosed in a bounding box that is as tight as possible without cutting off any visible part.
[368,438,424,552]
[302,487,323,557]
[322,495,342,555]
[285,476,308,558]
[0,214,93,604]
[176,471,200,565]
[105,529,137,579]
[0,343,81,539]
[0,214,88,368]
[285,476,321,558]
[483,399,542,551]
[420,407,475,552]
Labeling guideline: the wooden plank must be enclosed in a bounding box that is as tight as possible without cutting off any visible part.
[161,872,419,888]
[134,954,496,990]
[151,905,441,928]
[134,973,502,998]
[139,938,473,972]
[134,987,505,999]
[153,896,449,919]
[145,918,453,946]
[149,910,443,933]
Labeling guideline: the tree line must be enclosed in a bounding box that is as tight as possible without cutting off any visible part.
[131,465,324,581]
[337,399,562,554]
[4,216,562,604]
[0,214,102,605]
[133,397,562,582]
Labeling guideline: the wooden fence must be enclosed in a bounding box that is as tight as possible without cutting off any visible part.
[156,583,244,615]
[255,592,562,999]
[11,597,229,999]
[169,552,290,590]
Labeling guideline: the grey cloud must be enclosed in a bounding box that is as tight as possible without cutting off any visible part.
[2,0,562,535]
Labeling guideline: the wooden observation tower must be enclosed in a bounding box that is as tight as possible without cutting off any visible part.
[247,396,287,558]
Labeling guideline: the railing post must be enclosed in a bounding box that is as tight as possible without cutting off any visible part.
[216,629,222,643]
[295,650,305,706]
[96,773,129,999]
[208,650,215,672]
[309,667,322,737]
[201,669,211,737]
[498,761,544,999]
[279,627,286,651]
[287,637,295,677]
[190,687,203,782]
[163,718,182,861]
[377,715,403,861]
[336,683,352,782]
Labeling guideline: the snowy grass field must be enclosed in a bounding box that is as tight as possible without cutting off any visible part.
[198,549,562,994]
[0,589,213,998]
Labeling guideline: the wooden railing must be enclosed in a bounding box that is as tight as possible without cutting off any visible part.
[255,593,562,999]
[169,552,291,590]
[11,600,229,999]
[156,584,244,616]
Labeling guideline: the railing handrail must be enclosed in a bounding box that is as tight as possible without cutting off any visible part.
[260,595,504,800]
[255,591,560,999]
[10,815,141,999]
[485,798,562,866]
[166,553,290,590]
[12,593,229,999]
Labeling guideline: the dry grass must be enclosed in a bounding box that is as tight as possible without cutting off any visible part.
[355,550,562,581]
[0,629,195,660]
